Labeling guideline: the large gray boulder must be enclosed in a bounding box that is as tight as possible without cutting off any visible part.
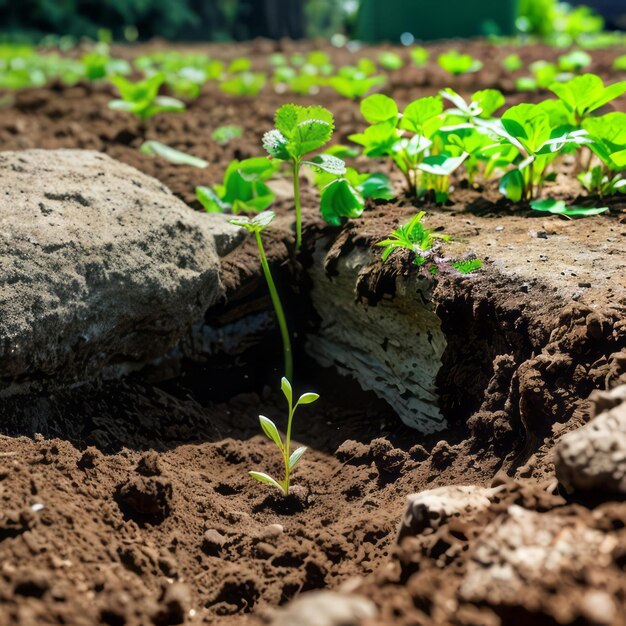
[0,149,241,394]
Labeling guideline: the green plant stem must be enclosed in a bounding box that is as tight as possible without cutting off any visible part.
[254,230,293,382]
[282,399,296,495]
[293,159,303,250]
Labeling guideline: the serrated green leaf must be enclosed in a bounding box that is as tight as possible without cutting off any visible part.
[259,415,284,450]
[275,103,299,135]
[288,446,307,470]
[292,119,333,157]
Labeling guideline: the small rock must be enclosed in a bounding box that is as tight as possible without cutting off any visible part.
[397,485,496,542]
[202,529,226,556]
[259,523,284,541]
[254,542,277,559]
[555,385,626,494]
[408,444,429,462]
[270,591,377,626]
[115,476,173,523]
[580,590,616,624]
[335,440,370,465]
[430,440,457,469]
[155,582,191,625]
[136,451,163,477]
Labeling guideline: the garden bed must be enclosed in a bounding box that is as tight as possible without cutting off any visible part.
[0,39,625,626]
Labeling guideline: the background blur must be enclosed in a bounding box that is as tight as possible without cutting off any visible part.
[0,0,624,43]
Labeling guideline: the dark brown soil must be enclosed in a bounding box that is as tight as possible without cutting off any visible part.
[0,39,625,626]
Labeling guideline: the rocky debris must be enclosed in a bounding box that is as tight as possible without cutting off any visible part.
[0,149,242,394]
[459,505,618,616]
[397,485,497,542]
[555,385,626,494]
[270,591,377,626]
[369,438,408,476]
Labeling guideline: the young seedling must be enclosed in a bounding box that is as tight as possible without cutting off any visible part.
[437,50,482,76]
[502,53,523,72]
[219,71,267,97]
[377,211,450,266]
[530,198,608,217]
[579,112,626,195]
[549,73,626,126]
[378,213,482,274]
[249,377,319,495]
[378,51,404,71]
[196,157,278,214]
[228,211,293,380]
[211,124,243,146]
[140,141,208,168]
[328,66,386,100]
[262,103,347,248]
[495,102,591,201]
[108,74,185,121]
[410,46,429,67]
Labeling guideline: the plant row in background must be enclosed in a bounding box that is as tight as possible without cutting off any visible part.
[3,40,626,98]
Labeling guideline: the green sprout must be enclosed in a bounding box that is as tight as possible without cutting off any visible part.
[211,124,243,146]
[378,213,482,274]
[228,211,292,381]
[108,74,185,121]
[502,53,523,72]
[378,51,404,71]
[249,377,319,496]
[557,50,591,73]
[219,71,267,97]
[263,104,347,249]
[530,198,608,217]
[613,55,626,71]
[377,211,450,266]
[410,46,429,67]
[437,50,482,76]
[327,66,386,100]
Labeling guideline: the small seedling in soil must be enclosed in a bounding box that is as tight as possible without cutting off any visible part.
[495,102,591,201]
[580,112,626,195]
[263,103,352,248]
[327,67,386,100]
[410,46,429,67]
[197,157,278,214]
[248,377,319,496]
[378,51,403,71]
[437,50,482,75]
[228,211,293,380]
[219,71,266,97]
[378,212,482,274]
[211,124,243,145]
[502,53,523,72]
[108,73,185,121]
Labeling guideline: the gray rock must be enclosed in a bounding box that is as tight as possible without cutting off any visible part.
[459,505,617,607]
[397,485,497,542]
[555,385,626,494]
[270,591,377,626]
[0,149,241,393]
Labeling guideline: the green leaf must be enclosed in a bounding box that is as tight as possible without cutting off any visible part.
[499,169,524,201]
[292,119,333,157]
[281,377,293,404]
[452,258,483,274]
[288,446,307,470]
[211,125,243,145]
[473,89,505,118]
[262,129,290,160]
[259,415,284,450]
[297,392,319,405]
[304,154,346,175]
[196,186,228,213]
[530,198,608,217]
[358,173,394,200]
[501,103,551,155]
[400,96,443,134]
[410,46,429,67]
[348,121,398,157]
[275,103,300,135]
[249,471,285,493]
[320,179,364,227]
[360,94,398,125]
[140,141,208,168]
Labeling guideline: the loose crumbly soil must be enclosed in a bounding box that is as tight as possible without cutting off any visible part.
[0,39,625,626]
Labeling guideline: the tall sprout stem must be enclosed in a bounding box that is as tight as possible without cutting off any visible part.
[254,230,293,381]
[293,160,303,250]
